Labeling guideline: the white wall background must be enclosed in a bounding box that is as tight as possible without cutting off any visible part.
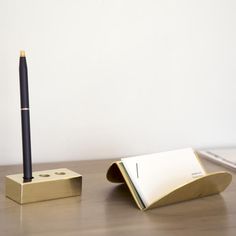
[0,0,236,165]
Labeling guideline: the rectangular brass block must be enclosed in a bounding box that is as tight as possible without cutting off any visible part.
[5,168,82,204]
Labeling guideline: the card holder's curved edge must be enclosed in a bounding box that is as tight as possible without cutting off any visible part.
[145,171,232,211]
[106,161,145,210]
[106,161,125,183]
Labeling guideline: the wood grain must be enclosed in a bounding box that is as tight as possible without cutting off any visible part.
[0,158,235,236]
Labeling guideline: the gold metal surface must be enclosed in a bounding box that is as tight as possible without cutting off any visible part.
[20,50,25,57]
[107,161,232,210]
[5,168,82,204]
[146,171,232,210]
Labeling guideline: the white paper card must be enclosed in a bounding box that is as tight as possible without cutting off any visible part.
[121,148,206,207]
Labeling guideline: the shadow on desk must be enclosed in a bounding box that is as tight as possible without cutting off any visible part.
[105,184,137,209]
[146,195,229,234]
[105,185,229,234]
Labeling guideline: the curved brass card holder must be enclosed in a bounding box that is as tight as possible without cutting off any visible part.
[107,161,232,211]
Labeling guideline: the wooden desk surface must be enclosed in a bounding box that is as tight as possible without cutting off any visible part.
[0,158,235,236]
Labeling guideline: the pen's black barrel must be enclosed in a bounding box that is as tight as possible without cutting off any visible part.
[19,55,33,181]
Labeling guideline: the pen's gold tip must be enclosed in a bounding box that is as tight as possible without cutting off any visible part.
[20,51,25,57]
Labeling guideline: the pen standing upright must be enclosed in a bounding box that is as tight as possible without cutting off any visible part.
[19,51,33,182]
[5,51,82,204]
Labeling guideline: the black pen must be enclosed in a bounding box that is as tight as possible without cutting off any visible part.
[19,51,33,182]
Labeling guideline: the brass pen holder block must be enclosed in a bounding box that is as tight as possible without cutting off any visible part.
[5,168,82,204]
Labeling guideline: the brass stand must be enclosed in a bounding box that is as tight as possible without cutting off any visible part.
[5,168,82,204]
[107,161,232,210]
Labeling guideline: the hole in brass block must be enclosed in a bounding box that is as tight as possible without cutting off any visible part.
[39,174,50,177]
[55,172,66,175]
